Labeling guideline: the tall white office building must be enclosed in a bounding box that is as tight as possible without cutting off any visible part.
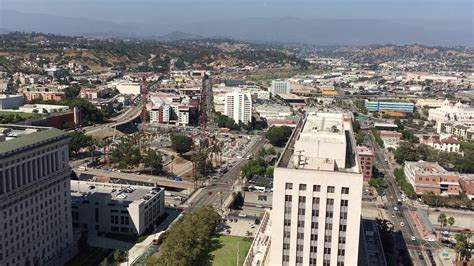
[270,80,291,96]
[0,125,73,266]
[224,91,252,124]
[271,113,363,266]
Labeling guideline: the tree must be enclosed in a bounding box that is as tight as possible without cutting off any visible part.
[113,250,127,263]
[64,84,81,99]
[454,232,473,262]
[191,150,211,185]
[373,112,380,118]
[110,135,142,169]
[143,149,163,175]
[356,132,365,145]
[69,131,93,155]
[438,213,447,232]
[266,126,293,147]
[447,216,455,233]
[171,135,193,154]
[149,206,221,265]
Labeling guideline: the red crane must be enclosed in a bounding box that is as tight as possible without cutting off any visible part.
[140,77,149,133]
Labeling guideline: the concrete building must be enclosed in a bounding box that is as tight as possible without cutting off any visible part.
[429,100,474,133]
[271,113,363,266]
[357,146,374,183]
[419,135,460,153]
[150,105,171,124]
[378,131,402,149]
[0,95,23,110]
[71,180,165,236]
[458,174,474,200]
[79,87,110,99]
[19,104,69,114]
[440,122,474,140]
[364,100,415,113]
[257,90,271,100]
[176,105,190,127]
[270,80,291,96]
[115,82,141,95]
[0,125,73,265]
[404,161,460,196]
[224,91,252,124]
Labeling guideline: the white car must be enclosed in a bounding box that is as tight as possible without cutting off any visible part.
[400,222,405,227]
[411,236,416,241]
[393,206,398,211]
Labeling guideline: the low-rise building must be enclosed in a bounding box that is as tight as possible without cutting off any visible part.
[79,87,110,99]
[0,94,23,109]
[19,104,69,113]
[115,82,141,95]
[419,135,460,153]
[458,174,474,200]
[404,161,460,196]
[440,122,474,140]
[378,131,402,148]
[365,100,415,114]
[71,180,165,235]
[357,146,374,182]
[429,100,474,133]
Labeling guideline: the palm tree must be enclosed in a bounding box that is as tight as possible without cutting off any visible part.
[447,216,455,234]
[438,213,447,235]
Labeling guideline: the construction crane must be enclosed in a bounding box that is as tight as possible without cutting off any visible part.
[140,77,149,133]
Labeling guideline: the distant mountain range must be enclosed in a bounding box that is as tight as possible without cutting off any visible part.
[1,10,471,46]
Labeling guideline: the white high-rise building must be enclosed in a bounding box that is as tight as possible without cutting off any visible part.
[0,125,73,266]
[271,80,291,96]
[271,113,363,266]
[224,91,252,124]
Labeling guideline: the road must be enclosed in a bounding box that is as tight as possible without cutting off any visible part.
[84,104,143,135]
[185,135,266,214]
[368,131,441,265]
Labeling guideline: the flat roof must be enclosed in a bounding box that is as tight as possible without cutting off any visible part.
[0,124,68,155]
[71,180,163,204]
[277,113,358,173]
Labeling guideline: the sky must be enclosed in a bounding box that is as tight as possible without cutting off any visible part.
[0,0,472,45]
[1,0,472,24]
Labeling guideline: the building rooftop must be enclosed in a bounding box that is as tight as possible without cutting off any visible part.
[71,180,163,206]
[405,161,456,176]
[357,146,374,156]
[0,124,68,156]
[277,113,359,173]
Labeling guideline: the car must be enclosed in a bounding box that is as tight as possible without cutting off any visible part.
[411,235,416,241]
[249,224,255,228]
[400,222,405,227]
[417,251,424,260]
[238,213,247,218]
[393,206,398,211]
[391,213,395,218]
[442,231,449,235]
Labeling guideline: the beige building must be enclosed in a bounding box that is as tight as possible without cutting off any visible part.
[0,125,73,265]
[271,113,363,266]
[404,161,460,196]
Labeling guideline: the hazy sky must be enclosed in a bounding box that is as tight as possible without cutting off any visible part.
[1,0,472,24]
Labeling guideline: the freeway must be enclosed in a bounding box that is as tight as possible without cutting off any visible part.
[185,135,267,214]
[368,131,441,265]
[84,104,143,135]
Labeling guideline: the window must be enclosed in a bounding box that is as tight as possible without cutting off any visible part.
[299,184,307,191]
[338,249,345,256]
[327,186,335,193]
[311,234,318,241]
[283,255,289,262]
[298,196,306,203]
[341,187,349,194]
[297,221,305,227]
[310,246,317,253]
[283,243,290,250]
[324,248,331,254]
[313,185,321,192]
[310,258,317,265]
[284,219,291,226]
[285,195,292,202]
[297,245,303,251]
[297,232,304,239]
[285,183,293,190]
[340,200,348,207]
[296,257,303,263]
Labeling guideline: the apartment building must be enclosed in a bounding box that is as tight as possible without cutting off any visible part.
[71,181,165,235]
[357,146,374,182]
[271,113,363,266]
[270,80,291,96]
[404,161,460,196]
[0,125,73,266]
[419,135,460,153]
[224,91,252,124]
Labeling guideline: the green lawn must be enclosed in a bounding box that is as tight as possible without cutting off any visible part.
[0,110,44,120]
[209,235,253,266]
[65,248,111,266]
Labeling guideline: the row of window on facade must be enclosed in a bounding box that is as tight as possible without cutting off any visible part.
[285,183,350,194]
